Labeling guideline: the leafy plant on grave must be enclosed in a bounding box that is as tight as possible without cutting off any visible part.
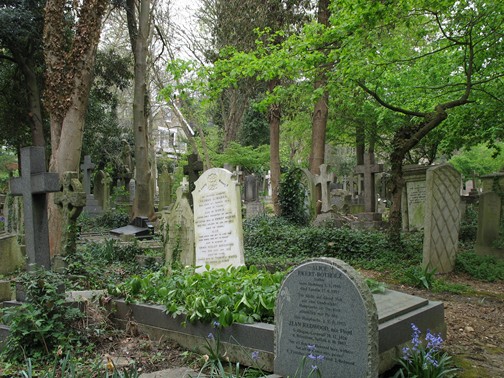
[0,269,84,363]
[403,265,437,290]
[109,265,285,326]
[458,203,478,245]
[394,323,457,378]
[279,166,310,226]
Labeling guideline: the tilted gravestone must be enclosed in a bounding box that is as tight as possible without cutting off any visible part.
[275,258,378,378]
[9,147,60,269]
[163,178,195,267]
[193,168,245,272]
[422,164,462,273]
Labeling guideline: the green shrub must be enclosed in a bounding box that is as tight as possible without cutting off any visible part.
[279,167,311,226]
[455,251,504,281]
[0,269,84,363]
[243,216,415,271]
[459,203,478,244]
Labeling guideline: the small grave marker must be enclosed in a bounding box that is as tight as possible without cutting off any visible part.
[9,147,60,269]
[80,155,95,196]
[275,258,378,378]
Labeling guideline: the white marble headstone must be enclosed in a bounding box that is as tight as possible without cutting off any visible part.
[193,168,245,273]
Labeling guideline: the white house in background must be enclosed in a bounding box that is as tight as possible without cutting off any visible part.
[151,102,194,159]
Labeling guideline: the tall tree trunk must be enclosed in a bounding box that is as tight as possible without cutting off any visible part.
[127,0,154,219]
[44,0,108,257]
[308,0,330,214]
[268,79,281,215]
[15,54,45,146]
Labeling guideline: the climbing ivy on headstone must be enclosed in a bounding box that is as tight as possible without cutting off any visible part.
[279,166,310,226]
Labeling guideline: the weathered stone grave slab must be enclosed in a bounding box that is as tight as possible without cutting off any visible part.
[422,164,461,273]
[81,155,102,216]
[275,258,378,378]
[9,146,60,269]
[110,216,154,240]
[193,168,245,272]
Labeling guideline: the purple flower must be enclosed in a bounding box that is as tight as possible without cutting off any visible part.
[251,351,260,361]
[425,330,443,351]
[311,365,318,371]
[213,320,221,329]
[307,344,316,352]
[410,323,421,351]
[207,332,214,340]
[317,355,325,361]
[308,353,316,360]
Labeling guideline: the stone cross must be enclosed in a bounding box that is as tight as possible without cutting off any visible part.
[313,164,336,213]
[54,172,86,260]
[102,172,112,210]
[264,170,272,196]
[9,147,60,269]
[183,153,203,206]
[80,155,95,196]
[355,152,383,212]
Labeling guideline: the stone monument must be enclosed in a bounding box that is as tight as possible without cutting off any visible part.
[193,168,245,272]
[81,155,102,216]
[9,147,60,269]
[422,164,462,273]
[54,172,86,265]
[163,178,195,267]
[401,165,429,231]
[275,257,379,377]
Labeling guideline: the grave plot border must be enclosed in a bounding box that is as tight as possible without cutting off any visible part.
[108,290,444,375]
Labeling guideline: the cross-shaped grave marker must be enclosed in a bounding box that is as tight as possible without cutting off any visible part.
[80,155,95,196]
[9,147,60,269]
[53,172,86,264]
[183,153,203,206]
[355,152,384,213]
[313,164,336,213]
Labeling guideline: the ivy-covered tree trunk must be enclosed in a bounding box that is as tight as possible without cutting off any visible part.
[127,0,155,219]
[44,0,108,257]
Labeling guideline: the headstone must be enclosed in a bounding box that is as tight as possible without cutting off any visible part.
[275,258,379,378]
[183,153,204,207]
[401,165,429,231]
[354,153,383,213]
[110,216,154,240]
[193,168,245,272]
[54,172,86,260]
[163,180,195,267]
[422,164,462,273]
[158,167,172,210]
[9,147,60,269]
[244,174,259,202]
[313,164,336,213]
[476,192,502,254]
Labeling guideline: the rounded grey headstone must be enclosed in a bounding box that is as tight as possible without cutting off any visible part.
[274,258,378,377]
